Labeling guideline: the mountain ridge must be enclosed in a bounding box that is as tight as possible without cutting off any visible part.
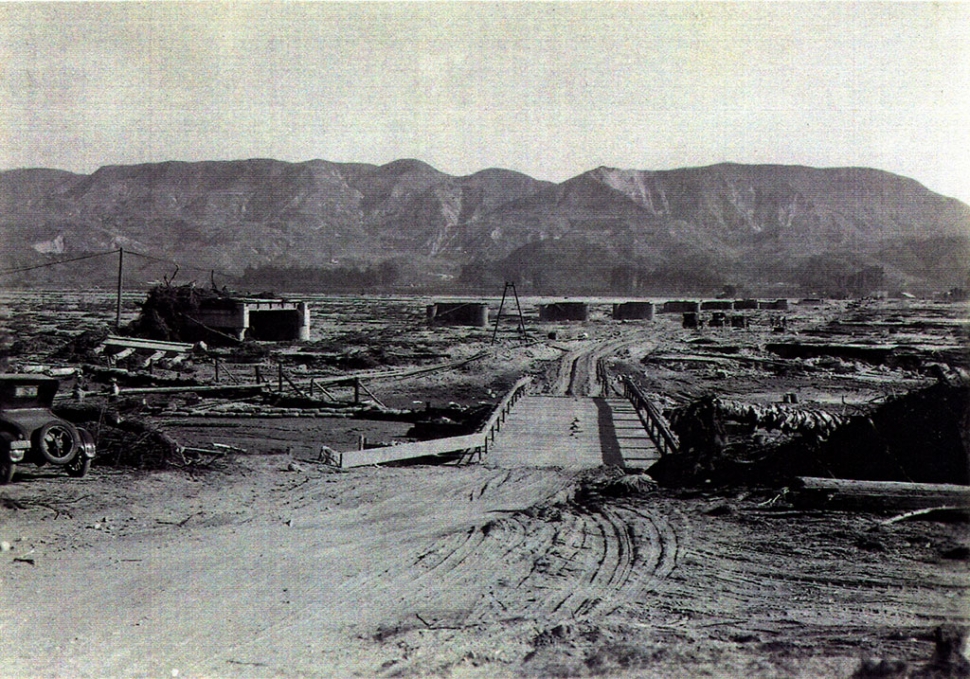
[1,158,967,295]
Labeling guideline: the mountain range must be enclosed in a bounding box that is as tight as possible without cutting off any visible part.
[1,158,968,295]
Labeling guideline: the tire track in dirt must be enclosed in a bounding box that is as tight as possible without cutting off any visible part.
[372,496,684,628]
[304,468,578,619]
[534,502,680,620]
[194,469,556,671]
[549,334,647,397]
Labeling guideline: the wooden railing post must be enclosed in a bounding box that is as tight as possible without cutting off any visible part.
[620,375,679,457]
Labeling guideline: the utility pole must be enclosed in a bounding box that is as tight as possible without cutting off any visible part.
[115,247,124,332]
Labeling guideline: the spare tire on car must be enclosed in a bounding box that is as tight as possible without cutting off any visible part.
[34,421,81,465]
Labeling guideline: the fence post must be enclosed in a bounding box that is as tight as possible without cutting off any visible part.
[278,363,284,392]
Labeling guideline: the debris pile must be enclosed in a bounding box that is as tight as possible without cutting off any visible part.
[650,381,970,487]
[56,403,183,469]
[127,284,233,343]
[52,329,111,363]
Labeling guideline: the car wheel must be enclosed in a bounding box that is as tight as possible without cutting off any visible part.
[0,461,15,485]
[35,422,80,465]
[66,455,91,478]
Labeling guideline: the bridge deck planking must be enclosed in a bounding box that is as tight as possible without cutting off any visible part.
[486,396,660,469]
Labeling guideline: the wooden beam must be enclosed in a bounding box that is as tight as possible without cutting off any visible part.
[339,433,484,468]
[117,384,264,396]
[792,476,970,512]
[104,335,194,353]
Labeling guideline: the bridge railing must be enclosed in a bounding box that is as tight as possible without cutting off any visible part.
[480,376,532,450]
[620,375,679,458]
[335,376,532,468]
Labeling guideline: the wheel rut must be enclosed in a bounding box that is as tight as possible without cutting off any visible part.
[380,497,684,627]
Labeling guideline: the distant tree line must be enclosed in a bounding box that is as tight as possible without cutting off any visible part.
[239,261,400,292]
[458,240,729,295]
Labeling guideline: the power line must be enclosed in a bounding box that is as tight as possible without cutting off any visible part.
[0,249,120,276]
[0,247,239,282]
[125,249,240,280]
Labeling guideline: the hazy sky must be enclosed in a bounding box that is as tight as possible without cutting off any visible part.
[2,2,969,203]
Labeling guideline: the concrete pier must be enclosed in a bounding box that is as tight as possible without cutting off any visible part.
[192,298,310,341]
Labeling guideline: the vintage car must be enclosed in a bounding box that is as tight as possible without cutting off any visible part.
[0,375,96,484]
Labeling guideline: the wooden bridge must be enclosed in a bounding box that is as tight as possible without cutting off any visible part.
[336,376,675,470]
[485,396,660,469]
[335,335,680,470]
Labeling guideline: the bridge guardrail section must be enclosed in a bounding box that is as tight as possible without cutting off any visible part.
[620,376,679,458]
[335,376,532,468]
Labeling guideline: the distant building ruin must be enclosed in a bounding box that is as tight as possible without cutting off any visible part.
[129,285,310,344]
[193,298,311,341]
[426,302,489,327]
[662,300,701,314]
[612,302,655,320]
[758,299,790,311]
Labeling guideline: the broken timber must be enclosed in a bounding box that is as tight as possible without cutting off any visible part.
[335,377,531,468]
[102,336,195,354]
[792,476,970,512]
[116,384,264,396]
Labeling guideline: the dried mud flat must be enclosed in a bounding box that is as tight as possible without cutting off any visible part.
[0,292,968,678]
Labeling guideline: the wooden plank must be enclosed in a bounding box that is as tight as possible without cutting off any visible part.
[337,376,530,469]
[339,433,484,468]
[480,377,532,434]
[117,384,265,396]
[485,396,605,468]
[104,335,194,353]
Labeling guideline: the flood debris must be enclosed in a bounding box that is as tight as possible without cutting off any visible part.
[127,283,309,344]
[56,403,185,469]
[649,380,970,488]
[792,477,970,513]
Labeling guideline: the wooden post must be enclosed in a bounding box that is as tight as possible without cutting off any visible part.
[214,358,220,383]
[354,378,360,405]
[255,365,262,384]
[491,282,509,344]
[278,363,284,392]
[310,379,315,397]
[510,281,526,336]
[115,247,124,332]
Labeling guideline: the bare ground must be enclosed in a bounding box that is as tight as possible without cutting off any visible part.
[1,293,968,677]
[1,456,967,678]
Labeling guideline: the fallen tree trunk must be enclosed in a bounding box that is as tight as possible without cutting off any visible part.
[791,476,970,512]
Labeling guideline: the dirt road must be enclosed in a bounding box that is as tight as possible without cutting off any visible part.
[546,332,646,397]
[2,455,967,677]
